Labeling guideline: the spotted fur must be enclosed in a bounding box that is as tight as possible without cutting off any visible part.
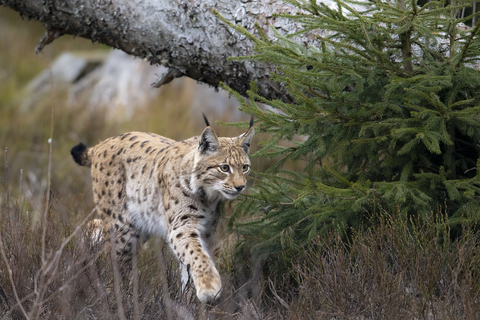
[72,119,254,303]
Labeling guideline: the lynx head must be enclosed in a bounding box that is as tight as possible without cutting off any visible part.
[192,114,254,200]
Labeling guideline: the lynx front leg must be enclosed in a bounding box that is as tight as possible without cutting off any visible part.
[168,222,221,303]
[171,232,221,303]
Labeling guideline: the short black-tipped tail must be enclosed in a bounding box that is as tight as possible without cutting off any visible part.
[71,142,91,167]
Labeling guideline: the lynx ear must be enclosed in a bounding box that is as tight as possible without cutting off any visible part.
[238,127,254,154]
[199,127,220,155]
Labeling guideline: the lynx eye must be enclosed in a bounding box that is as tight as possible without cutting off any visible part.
[242,164,249,172]
[219,165,230,172]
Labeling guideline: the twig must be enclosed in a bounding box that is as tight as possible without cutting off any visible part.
[157,242,174,320]
[42,68,55,264]
[35,29,62,55]
[0,198,29,319]
[132,239,140,320]
[4,148,9,213]
[0,292,35,320]
[72,295,105,320]
[29,68,55,319]
[37,244,105,315]
[19,169,23,206]
[268,279,290,310]
[110,231,127,320]
[43,203,99,276]
[2,292,35,320]
[164,298,195,320]
[262,74,293,104]
[151,68,184,88]
[464,167,478,174]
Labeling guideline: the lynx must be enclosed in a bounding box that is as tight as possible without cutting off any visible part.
[71,115,254,303]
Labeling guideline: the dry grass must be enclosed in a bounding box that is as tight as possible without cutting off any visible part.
[276,213,480,320]
[3,168,480,319]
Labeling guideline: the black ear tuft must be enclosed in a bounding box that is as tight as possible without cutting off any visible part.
[71,142,87,165]
[202,112,210,127]
[243,113,255,138]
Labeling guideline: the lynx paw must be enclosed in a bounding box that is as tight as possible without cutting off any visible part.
[195,266,222,304]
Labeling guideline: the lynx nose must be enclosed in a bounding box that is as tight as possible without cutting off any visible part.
[235,185,245,192]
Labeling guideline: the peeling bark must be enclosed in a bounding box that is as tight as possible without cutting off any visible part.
[0,0,314,101]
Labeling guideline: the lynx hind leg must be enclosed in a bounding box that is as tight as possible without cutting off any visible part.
[180,263,191,292]
[87,219,107,244]
[87,217,144,267]
[107,221,144,265]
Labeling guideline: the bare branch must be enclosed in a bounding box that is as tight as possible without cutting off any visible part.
[152,68,184,88]
[35,29,62,54]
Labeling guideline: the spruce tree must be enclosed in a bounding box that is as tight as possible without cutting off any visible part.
[216,0,480,271]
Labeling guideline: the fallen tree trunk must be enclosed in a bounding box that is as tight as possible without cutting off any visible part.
[0,0,315,101]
